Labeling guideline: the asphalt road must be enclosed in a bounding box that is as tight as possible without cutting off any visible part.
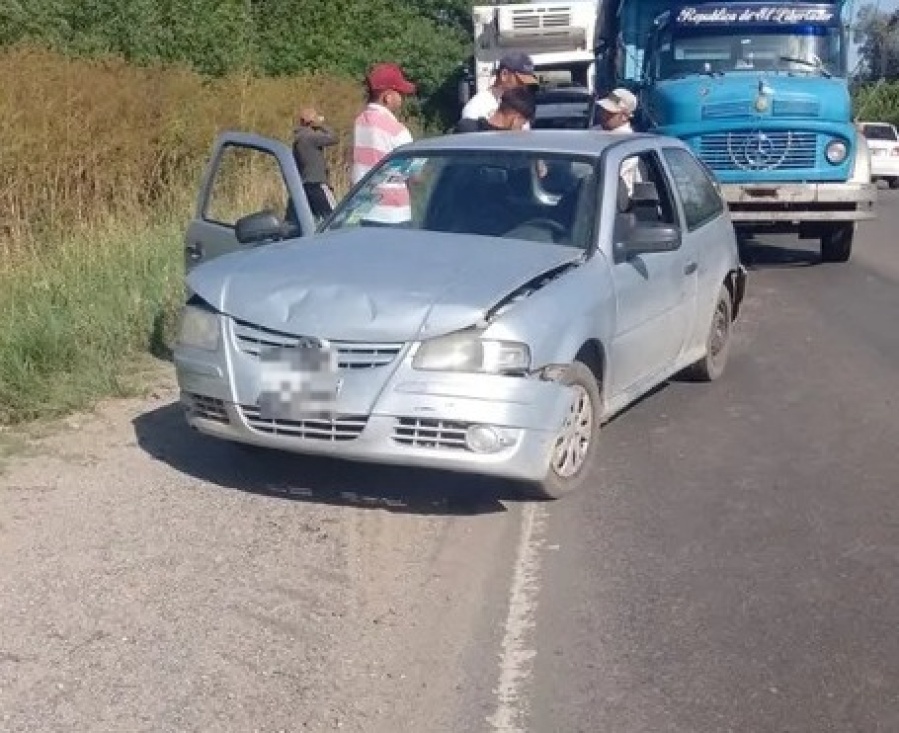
[528,189,899,733]
[1,191,897,733]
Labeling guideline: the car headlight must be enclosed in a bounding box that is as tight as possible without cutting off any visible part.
[411,332,530,374]
[176,304,220,351]
[826,139,848,164]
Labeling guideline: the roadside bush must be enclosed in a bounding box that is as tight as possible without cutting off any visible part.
[852,81,899,126]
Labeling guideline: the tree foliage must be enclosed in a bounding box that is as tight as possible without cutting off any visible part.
[0,0,477,118]
[852,3,899,81]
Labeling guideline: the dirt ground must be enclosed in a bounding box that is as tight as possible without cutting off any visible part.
[0,368,521,732]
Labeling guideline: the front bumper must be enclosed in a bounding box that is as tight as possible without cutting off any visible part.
[722,182,878,223]
[174,348,573,484]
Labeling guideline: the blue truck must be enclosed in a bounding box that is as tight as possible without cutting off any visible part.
[598,0,877,262]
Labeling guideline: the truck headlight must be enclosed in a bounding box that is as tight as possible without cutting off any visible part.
[826,139,848,164]
[176,304,220,351]
[412,332,530,374]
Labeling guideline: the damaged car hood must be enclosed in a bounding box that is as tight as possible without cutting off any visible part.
[187,228,581,342]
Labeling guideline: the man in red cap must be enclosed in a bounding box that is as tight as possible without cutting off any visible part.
[351,63,416,186]
[350,63,418,224]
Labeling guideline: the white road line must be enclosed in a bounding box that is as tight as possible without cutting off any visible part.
[487,502,549,732]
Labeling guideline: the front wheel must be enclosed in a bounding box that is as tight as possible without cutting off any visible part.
[526,362,601,500]
[820,223,854,263]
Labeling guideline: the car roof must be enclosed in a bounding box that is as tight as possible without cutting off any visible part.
[401,130,674,157]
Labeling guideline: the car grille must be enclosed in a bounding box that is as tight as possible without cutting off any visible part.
[239,405,367,441]
[231,318,403,370]
[393,418,470,451]
[184,393,229,424]
[698,130,817,172]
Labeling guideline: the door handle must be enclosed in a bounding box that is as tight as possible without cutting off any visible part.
[186,242,204,262]
[684,261,698,275]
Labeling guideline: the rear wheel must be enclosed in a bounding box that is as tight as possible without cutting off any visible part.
[820,223,854,263]
[526,362,601,500]
[890,178,899,190]
[686,285,733,382]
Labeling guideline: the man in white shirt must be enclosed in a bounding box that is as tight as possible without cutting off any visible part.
[460,52,539,129]
[594,87,641,193]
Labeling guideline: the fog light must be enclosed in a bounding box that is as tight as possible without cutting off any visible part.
[825,139,847,164]
[465,425,502,453]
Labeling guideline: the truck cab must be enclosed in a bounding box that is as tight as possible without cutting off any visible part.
[617,0,877,262]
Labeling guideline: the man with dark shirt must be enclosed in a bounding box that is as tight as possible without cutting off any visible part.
[292,106,338,220]
[453,87,536,133]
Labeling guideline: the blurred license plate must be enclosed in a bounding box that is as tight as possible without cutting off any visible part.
[256,344,340,420]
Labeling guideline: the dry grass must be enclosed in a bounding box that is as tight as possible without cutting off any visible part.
[0,44,373,257]
[0,44,427,425]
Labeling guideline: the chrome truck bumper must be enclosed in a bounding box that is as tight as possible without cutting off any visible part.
[721,182,878,224]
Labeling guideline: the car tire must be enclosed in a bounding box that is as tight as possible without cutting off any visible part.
[686,285,733,382]
[820,223,854,263]
[891,178,899,190]
[526,361,601,501]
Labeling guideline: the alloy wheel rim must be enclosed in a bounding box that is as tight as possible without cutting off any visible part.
[551,385,593,478]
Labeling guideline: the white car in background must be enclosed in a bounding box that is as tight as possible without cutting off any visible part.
[859,121,899,189]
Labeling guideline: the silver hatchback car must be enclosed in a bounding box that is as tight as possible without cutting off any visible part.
[175,130,747,499]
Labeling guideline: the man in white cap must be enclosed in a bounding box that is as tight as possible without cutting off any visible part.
[594,87,640,192]
[595,87,639,134]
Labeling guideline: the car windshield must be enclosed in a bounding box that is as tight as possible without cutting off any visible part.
[322,151,597,249]
[861,124,898,141]
[652,28,843,78]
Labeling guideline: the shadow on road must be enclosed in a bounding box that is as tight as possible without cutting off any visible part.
[131,402,514,517]
[738,235,821,270]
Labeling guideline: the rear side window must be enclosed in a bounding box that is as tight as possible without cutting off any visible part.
[861,124,898,141]
[661,147,725,231]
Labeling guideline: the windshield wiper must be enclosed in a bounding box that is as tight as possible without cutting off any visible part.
[778,55,831,78]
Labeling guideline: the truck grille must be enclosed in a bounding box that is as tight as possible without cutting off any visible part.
[239,405,368,441]
[773,99,820,117]
[702,101,751,120]
[699,130,816,172]
[231,319,403,370]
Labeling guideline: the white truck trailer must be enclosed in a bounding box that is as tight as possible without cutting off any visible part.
[465,0,605,128]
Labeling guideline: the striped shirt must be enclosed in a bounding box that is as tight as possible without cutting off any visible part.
[352,104,414,223]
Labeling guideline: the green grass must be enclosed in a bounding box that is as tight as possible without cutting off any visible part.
[0,221,186,425]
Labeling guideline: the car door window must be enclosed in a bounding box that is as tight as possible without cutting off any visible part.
[613,150,680,253]
[204,144,292,228]
[660,147,725,231]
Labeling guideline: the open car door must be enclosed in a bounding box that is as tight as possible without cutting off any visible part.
[184,131,316,273]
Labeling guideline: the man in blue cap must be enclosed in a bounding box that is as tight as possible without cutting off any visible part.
[460,52,539,129]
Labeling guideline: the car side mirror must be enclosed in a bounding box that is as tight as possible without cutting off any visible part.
[235,210,286,245]
[619,222,681,257]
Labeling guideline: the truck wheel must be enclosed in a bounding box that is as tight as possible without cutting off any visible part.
[526,361,601,501]
[685,285,733,382]
[820,223,854,263]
